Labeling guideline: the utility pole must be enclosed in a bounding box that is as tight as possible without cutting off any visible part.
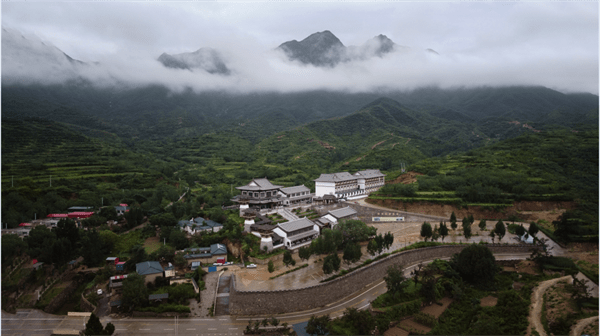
[11,176,13,188]
[49,175,52,187]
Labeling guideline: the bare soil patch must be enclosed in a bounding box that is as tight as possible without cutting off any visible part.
[144,236,161,254]
[399,318,432,333]
[517,260,541,275]
[383,326,409,336]
[366,199,575,223]
[387,171,423,185]
[480,296,498,307]
[544,280,576,329]
[421,297,453,318]
[582,319,599,336]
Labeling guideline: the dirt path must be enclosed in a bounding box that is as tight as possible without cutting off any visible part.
[570,316,599,336]
[527,275,573,336]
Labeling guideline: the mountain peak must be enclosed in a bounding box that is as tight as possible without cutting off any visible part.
[277,30,345,67]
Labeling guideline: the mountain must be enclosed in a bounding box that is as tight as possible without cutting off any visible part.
[157,47,230,75]
[1,27,86,83]
[277,31,418,66]
[277,30,346,67]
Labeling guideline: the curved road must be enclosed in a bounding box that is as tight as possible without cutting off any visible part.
[2,253,530,336]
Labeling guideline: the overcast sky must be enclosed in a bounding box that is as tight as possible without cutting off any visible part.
[2,1,598,94]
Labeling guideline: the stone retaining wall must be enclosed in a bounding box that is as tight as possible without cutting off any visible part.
[44,278,82,314]
[80,292,97,313]
[229,244,533,315]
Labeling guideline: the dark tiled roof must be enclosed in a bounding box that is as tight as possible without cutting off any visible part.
[328,207,358,219]
[149,293,169,300]
[277,218,315,233]
[136,261,164,275]
[314,172,356,182]
[280,185,310,195]
[356,169,385,178]
[210,243,227,255]
[236,178,283,191]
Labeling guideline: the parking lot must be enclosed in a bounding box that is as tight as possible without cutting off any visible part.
[232,219,531,292]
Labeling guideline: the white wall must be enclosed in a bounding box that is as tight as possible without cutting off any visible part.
[315,182,335,197]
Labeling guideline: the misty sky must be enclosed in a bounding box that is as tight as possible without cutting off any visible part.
[2,1,599,94]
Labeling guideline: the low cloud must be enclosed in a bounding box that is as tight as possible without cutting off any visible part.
[1,2,598,95]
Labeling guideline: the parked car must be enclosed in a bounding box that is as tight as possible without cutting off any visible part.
[213,263,223,266]
[225,261,233,265]
[97,289,103,295]
[246,264,257,268]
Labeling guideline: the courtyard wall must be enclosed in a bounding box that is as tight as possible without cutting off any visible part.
[229,244,533,315]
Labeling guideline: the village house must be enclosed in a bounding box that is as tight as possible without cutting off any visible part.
[177,217,223,235]
[318,206,359,229]
[136,261,164,284]
[183,243,228,266]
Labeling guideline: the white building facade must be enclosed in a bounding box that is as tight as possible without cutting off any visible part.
[314,169,385,199]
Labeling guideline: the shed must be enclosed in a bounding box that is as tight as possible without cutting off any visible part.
[116,262,126,272]
[148,293,169,302]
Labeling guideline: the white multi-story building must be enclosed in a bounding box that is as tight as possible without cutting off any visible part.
[314,169,385,199]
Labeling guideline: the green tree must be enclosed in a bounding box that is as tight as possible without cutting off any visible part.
[479,219,487,231]
[174,252,187,268]
[451,220,457,231]
[84,313,114,335]
[494,220,506,242]
[528,222,539,237]
[268,260,274,273]
[298,246,312,262]
[468,214,475,225]
[451,244,497,289]
[384,232,394,250]
[2,234,27,266]
[169,229,189,250]
[420,222,432,242]
[515,224,526,240]
[384,265,407,294]
[125,245,148,271]
[463,223,472,241]
[283,250,295,267]
[439,223,449,241]
[99,206,119,221]
[489,230,496,243]
[461,217,469,229]
[343,242,362,266]
[432,224,440,242]
[342,307,376,335]
[81,229,104,267]
[306,314,330,335]
[336,219,376,243]
[450,211,457,223]
[25,225,56,263]
[121,272,148,311]
[367,239,378,256]
[374,234,385,254]
[84,313,104,335]
[322,253,340,274]
[54,218,80,247]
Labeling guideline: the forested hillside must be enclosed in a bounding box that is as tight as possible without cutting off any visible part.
[1,85,598,242]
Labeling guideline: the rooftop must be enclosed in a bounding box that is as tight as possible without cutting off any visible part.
[278,217,316,233]
[314,172,356,182]
[279,185,310,195]
[236,178,283,191]
[136,261,164,275]
[328,206,358,219]
[356,169,385,178]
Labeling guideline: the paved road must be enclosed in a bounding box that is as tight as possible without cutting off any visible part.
[2,253,530,336]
